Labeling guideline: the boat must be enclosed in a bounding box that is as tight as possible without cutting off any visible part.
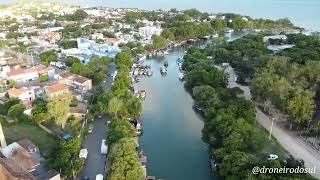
[140,90,146,99]
[139,151,147,167]
[178,73,184,80]
[160,67,167,75]
[164,61,168,67]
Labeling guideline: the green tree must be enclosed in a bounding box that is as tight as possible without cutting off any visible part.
[0,98,20,115]
[40,51,57,66]
[65,56,81,67]
[48,98,71,129]
[152,35,167,49]
[115,51,133,68]
[107,119,137,146]
[49,138,83,179]
[287,90,315,129]
[192,85,220,109]
[8,103,25,121]
[60,40,77,49]
[39,74,49,82]
[161,29,175,40]
[108,138,144,180]
[32,99,49,123]
[232,16,247,31]
[107,97,123,118]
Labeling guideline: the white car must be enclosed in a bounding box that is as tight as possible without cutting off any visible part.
[101,139,108,154]
[268,154,279,160]
[79,149,88,160]
[96,174,103,180]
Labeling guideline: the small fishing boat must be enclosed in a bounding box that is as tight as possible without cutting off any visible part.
[178,73,184,80]
[160,67,167,75]
[164,61,168,67]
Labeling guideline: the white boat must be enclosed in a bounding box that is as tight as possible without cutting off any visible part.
[178,73,184,80]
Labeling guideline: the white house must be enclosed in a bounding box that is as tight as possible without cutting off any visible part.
[6,69,39,83]
[7,87,35,101]
[139,26,163,37]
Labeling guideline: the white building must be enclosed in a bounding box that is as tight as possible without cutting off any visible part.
[139,26,163,37]
[7,87,35,101]
[6,69,39,83]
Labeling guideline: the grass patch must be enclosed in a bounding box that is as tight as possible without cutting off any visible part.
[254,124,289,160]
[2,122,59,158]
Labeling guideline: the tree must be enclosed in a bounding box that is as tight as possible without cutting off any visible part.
[219,151,256,178]
[192,85,220,109]
[60,40,77,49]
[49,138,83,179]
[66,9,88,21]
[0,98,20,115]
[48,98,71,129]
[287,90,315,129]
[107,119,137,146]
[232,16,247,31]
[152,35,167,49]
[39,75,49,82]
[115,51,133,68]
[65,56,81,67]
[40,51,57,66]
[107,97,123,118]
[32,99,49,123]
[8,103,25,121]
[161,29,175,40]
[108,138,144,180]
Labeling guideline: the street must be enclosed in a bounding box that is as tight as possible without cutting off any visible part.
[81,62,116,179]
[225,66,320,178]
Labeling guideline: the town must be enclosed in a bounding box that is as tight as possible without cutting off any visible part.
[0,1,319,180]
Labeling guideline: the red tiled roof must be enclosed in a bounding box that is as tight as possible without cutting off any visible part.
[7,88,23,97]
[46,83,68,94]
[7,69,37,77]
[11,148,39,172]
[0,158,36,180]
[59,71,73,79]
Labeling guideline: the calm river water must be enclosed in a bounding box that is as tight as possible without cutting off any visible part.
[134,47,215,180]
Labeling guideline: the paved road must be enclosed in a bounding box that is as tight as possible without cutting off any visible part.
[81,116,108,179]
[81,62,116,179]
[225,66,320,178]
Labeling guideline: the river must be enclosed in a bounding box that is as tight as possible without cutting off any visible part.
[134,46,215,180]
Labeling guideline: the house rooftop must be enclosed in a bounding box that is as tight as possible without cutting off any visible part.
[59,71,73,79]
[17,139,38,153]
[73,75,89,84]
[46,83,68,94]
[69,107,87,114]
[0,158,36,180]
[7,68,37,77]
[11,148,40,172]
[7,87,31,97]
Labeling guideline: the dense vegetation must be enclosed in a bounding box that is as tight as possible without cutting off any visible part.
[124,9,299,43]
[71,56,112,85]
[183,46,312,179]
[101,51,143,180]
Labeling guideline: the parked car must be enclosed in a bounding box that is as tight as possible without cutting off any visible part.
[88,124,94,133]
[59,133,73,141]
[268,154,279,160]
[79,149,88,162]
[101,139,108,154]
[96,174,103,180]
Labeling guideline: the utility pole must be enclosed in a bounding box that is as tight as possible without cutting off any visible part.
[269,118,276,140]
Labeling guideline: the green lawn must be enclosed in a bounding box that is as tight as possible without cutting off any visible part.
[254,125,289,160]
[2,122,59,158]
